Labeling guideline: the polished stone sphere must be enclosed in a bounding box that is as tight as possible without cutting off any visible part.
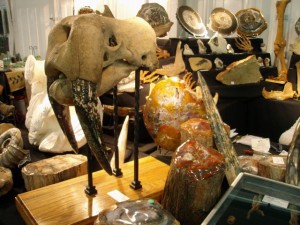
[143,77,206,151]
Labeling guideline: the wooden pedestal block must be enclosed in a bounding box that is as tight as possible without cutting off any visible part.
[15,156,169,225]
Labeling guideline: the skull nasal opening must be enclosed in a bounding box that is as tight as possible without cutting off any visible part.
[109,34,117,47]
[141,54,147,61]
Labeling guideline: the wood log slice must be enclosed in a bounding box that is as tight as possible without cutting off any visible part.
[161,139,225,225]
[95,199,180,225]
[0,166,13,196]
[258,155,287,182]
[21,154,87,191]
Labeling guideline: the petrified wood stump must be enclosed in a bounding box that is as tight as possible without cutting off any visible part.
[258,155,286,182]
[21,154,87,191]
[161,139,225,225]
[0,166,13,196]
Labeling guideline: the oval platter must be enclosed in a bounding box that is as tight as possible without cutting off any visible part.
[236,8,268,37]
[176,5,207,37]
[207,7,238,36]
[295,17,300,36]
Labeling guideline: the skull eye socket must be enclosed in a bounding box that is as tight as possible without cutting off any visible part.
[142,54,147,61]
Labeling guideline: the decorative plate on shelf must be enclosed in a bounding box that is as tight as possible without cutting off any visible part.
[207,7,238,36]
[296,17,300,36]
[176,5,207,37]
[137,3,173,37]
[236,8,268,37]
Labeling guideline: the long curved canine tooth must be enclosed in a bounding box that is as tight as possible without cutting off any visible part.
[47,78,79,152]
[72,78,112,175]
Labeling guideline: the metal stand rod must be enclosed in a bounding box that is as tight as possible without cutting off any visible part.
[130,68,143,190]
[85,146,97,195]
[113,85,122,176]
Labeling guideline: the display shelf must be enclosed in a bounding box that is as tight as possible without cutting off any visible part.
[15,156,169,225]
[184,53,274,71]
[168,37,265,55]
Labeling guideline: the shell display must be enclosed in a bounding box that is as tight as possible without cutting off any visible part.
[0,128,29,168]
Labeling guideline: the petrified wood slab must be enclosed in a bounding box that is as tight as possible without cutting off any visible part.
[0,166,13,196]
[21,154,87,191]
[216,55,262,85]
[161,139,225,225]
[258,155,287,182]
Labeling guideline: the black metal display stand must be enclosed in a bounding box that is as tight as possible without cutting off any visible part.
[130,67,143,190]
[85,67,144,195]
[85,147,97,195]
[112,85,123,176]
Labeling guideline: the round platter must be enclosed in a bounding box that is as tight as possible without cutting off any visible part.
[236,8,268,37]
[176,5,207,37]
[207,7,238,35]
[137,3,173,37]
[296,17,300,36]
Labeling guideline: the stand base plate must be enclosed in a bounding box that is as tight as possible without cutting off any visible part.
[15,156,169,225]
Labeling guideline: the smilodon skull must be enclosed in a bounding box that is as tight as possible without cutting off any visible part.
[45,14,158,175]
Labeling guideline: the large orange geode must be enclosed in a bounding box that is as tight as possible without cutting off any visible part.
[143,77,206,151]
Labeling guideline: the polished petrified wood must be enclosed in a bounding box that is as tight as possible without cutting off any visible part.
[258,155,287,182]
[21,154,87,191]
[0,166,13,197]
[161,139,225,225]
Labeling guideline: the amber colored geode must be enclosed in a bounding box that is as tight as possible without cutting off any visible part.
[143,78,206,151]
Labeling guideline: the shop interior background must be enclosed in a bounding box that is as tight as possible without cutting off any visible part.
[0,0,299,66]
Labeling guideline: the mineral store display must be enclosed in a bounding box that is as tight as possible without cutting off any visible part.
[4,2,300,225]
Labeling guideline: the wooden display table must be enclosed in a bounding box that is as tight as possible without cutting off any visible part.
[15,156,169,225]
